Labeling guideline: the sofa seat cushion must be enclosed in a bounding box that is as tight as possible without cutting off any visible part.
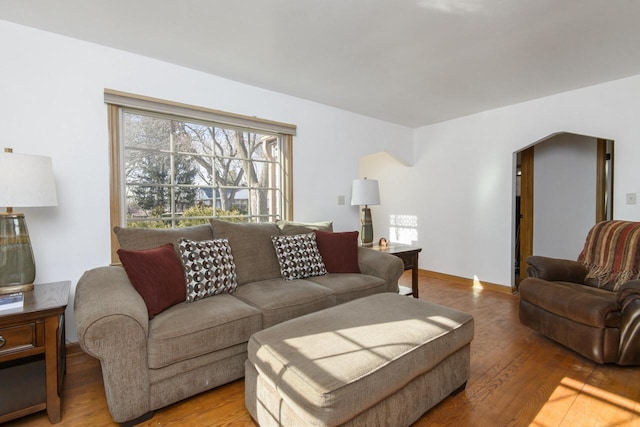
[147,294,262,369]
[519,278,620,328]
[149,342,247,385]
[234,278,337,328]
[307,273,387,304]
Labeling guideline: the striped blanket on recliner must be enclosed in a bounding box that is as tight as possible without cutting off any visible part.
[578,220,640,291]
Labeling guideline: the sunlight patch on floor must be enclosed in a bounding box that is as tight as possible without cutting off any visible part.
[472,275,484,294]
[531,376,639,426]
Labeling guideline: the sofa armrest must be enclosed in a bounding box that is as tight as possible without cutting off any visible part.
[74,266,151,423]
[525,256,588,283]
[358,247,404,293]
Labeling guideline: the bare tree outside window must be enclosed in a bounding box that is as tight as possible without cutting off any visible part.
[122,111,283,227]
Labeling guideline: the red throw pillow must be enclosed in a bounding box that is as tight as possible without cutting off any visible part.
[117,243,186,319]
[314,230,361,273]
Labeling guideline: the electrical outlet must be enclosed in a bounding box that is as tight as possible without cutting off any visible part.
[626,193,637,205]
[337,195,345,205]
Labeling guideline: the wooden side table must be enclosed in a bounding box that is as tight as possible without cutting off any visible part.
[0,281,70,424]
[370,244,422,298]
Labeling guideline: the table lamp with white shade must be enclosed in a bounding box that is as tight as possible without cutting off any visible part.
[351,177,380,246]
[0,148,58,294]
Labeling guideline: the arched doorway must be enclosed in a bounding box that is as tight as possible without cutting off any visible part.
[513,133,614,289]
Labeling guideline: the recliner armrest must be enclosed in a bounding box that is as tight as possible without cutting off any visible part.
[617,280,640,365]
[526,256,588,283]
[617,280,640,306]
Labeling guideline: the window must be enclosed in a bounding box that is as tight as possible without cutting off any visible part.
[106,90,295,259]
[120,110,286,225]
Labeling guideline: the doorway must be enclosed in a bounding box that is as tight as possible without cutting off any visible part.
[513,133,614,290]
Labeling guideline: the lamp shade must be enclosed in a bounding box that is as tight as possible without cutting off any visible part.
[0,149,58,292]
[351,178,380,206]
[0,151,58,208]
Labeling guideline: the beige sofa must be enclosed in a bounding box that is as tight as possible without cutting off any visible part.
[74,220,404,424]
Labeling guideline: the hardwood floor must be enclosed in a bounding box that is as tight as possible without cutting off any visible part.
[7,271,640,426]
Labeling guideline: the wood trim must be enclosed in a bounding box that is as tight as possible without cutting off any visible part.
[108,104,122,264]
[104,89,296,136]
[284,135,293,221]
[106,104,294,253]
[609,141,614,219]
[519,147,534,281]
[65,342,83,357]
[420,269,515,295]
[596,139,606,223]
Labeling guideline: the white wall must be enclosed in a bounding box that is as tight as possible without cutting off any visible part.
[533,134,597,259]
[0,20,413,342]
[363,73,640,289]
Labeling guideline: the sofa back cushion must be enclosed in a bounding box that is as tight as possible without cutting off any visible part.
[114,224,214,258]
[276,220,333,233]
[210,219,282,285]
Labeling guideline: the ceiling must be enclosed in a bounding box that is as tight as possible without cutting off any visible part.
[2,0,640,128]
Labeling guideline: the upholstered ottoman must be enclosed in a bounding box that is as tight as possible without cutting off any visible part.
[245,293,474,426]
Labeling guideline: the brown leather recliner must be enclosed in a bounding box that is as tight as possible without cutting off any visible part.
[519,220,640,365]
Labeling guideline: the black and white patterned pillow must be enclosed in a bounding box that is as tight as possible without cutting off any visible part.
[271,232,327,280]
[178,238,238,302]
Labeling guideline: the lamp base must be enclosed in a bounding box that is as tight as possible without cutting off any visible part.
[0,283,33,295]
[361,206,374,246]
[0,213,36,289]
